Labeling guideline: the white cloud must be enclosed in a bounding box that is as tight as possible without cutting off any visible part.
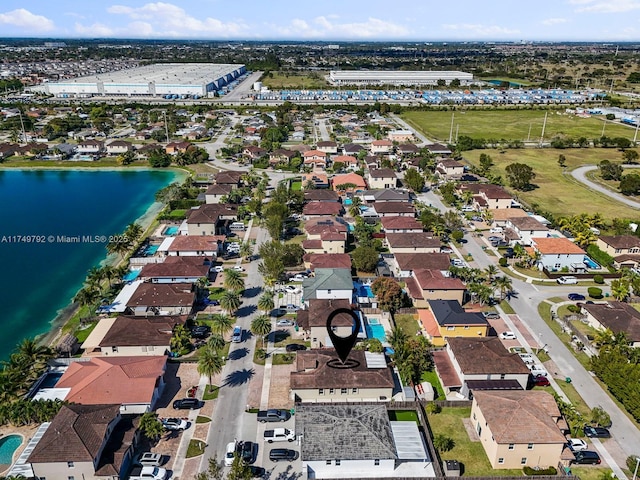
[106,2,248,37]
[569,0,640,13]
[0,8,54,32]
[442,23,520,36]
[273,16,410,39]
[542,17,569,26]
[74,22,115,36]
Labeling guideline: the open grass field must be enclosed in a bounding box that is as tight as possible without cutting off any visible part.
[261,71,329,90]
[463,148,640,219]
[402,110,636,143]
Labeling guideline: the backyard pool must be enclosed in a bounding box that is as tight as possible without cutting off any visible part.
[122,269,141,282]
[344,198,353,205]
[584,256,601,269]
[0,435,22,465]
[354,282,375,298]
[142,245,159,256]
[163,226,179,235]
[365,322,387,342]
[39,372,63,389]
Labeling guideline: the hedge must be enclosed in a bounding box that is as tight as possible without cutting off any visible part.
[588,287,603,298]
[523,466,557,476]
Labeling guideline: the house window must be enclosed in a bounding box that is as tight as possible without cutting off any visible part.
[476,422,482,436]
[67,462,74,468]
[498,458,504,465]
[111,346,118,353]
[521,458,527,465]
[464,325,469,329]
[352,388,358,394]
[527,443,534,450]
[341,388,347,394]
[326,460,332,465]
[335,460,341,466]
[500,374,506,380]
[374,459,380,466]
[319,389,324,395]
[328,289,332,294]
[68,477,75,480]
[508,444,515,450]
[472,412,476,420]
[329,388,335,394]
[447,326,455,331]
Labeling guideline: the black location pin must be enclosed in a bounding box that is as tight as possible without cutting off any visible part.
[326,308,360,364]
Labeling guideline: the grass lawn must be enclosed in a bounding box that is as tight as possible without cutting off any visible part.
[570,467,612,480]
[394,313,421,337]
[290,180,302,191]
[421,370,445,400]
[202,385,220,400]
[388,410,419,422]
[272,353,296,365]
[261,71,329,90]
[499,300,515,314]
[253,348,267,366]
[401,110,635,143]
[463,148,639,219]
[196,415,211,423]
[427,407,522,476]
[186,439,207,458]
[74,321,98,343]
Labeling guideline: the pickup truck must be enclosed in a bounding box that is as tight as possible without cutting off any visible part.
[128,466,168,480]
[257,408,291,423]
[264,428,296,443]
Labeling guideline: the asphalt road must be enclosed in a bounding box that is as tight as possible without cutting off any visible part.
[571,165,640,209]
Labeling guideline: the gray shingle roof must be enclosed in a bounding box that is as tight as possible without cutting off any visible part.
[302,268,353,301]
[297,404,397,461]
[428,300,489,327]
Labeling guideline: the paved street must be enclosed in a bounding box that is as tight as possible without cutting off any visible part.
[571,165,640,209]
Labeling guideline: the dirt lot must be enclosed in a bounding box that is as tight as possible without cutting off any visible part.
[268,363,295,410]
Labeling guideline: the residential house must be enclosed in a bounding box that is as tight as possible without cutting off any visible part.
[405,269,466,307]
[471,390,568,469]
[184,126,207,141]
[55,356,167,413]
[418,300,489,347]
[504,216,549,246]
[165,141,191,155]
[76,139,104,154]
[458,184,513,210]
[371,139,394,154]
[0,143,17,160]
[364,155,379,169]
[372,202,415,218]
[292,130,306,141]
[581,301,640,348]
[215,170,243,187]
[387,130,414,143]
[392,253,451,278]
[139,256,212,283]
[185,204,237,236]
[317,140,339,154]
[125,283,195,316]
[27,404,139,480]
[290,350,394,402]
[160,235,224,258]
[332,172,367,193]
[302,173,329,189]
[81,315,186,357]
[303,253,352,272]
[303,201,343,219]
[396,143,419,156]
[331,154,359,171]
[368,168,398,189]
[361,189,410,204]
[425,143,452,156]
[596,235,640,256]
[491,208,530,227]
[380,216,423,233]
[436,159,465,179]
[242,145,267,161]
[433,337,530,398]
[204,184,233,204]
[269,148,297,166]
[296,299,354,348]
[297,403,433,479]
[304,190,340,202]
[532,237,586,272]
[303,150,328,169]
[105,140,133,156]
[302,268,353,302]
[343,143,365,156]
[385,233,440,254]
[302,231,346,254]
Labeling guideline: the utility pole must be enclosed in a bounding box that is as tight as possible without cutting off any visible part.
[634,117,640,145]
[539,112,548,147]
[449,112,455,144]
[455,124,459,143]
[163,111,169,143]
[18,110,26,144]
[527,123,532,142]
[601,119,607,138]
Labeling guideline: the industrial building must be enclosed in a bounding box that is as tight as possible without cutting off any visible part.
[37,63,246,98]
[328,70,473,86]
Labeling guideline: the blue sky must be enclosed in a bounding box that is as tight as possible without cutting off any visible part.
[1,0,640,41]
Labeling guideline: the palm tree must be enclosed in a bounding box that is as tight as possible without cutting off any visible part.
[220,291,242,316]
[257,292,275,315]
[610,279,630,301]
[210,313,234,336]
[251,314,272,348]
[239,242,253,260]
[207,333,226,352]
[495,276,513,300]
[73,286,100,308]
[101,265,116,287]
[198,344,224,390]
[16,339,53,371]
[86,266,104,289]
[484,265,499,284]
[223,269,245,293]
[106,237,131,258]
[139,412,165,441]
[125,222,144,243]
[386,327,409,356]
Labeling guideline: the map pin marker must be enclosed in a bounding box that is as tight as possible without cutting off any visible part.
[326,308,359,364]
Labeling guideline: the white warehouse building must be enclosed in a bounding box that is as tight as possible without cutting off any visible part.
[329,70,473,86]
[37,63,246,98]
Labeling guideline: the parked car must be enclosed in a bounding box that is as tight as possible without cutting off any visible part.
[528,364,548,377]
[135,452,163,467]
[213,265,224,273]
[173,398,201,410]
[161,418,188,430]
[519,353,535,364]
[129,466,168,480]
[248,466,266,478]
[568,293,586,301]
[258,409,291,423]
[490,227,503,234]
[291,274,307,282]
[572,450,601,465]
[482,311,500,319]
[276,319,295,327]
[583,426,611,438]
[282,304,300,312]
[269,448,298,462]
[232,265,245,272]
[285,343,307,352]
[567,438,588,451]
[499,331,517,340]
[231,325,243,343]
[284,285,301,294]
[440,247,454,254]
[224,441,237,467]
[191,325,211,339]
[264,428,296,443]
[488,236,502,242]
[222,253,239,260]
[532,374,550,387]
[239,441,256,463]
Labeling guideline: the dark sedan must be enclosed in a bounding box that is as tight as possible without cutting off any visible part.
[285,344,307,352]
[583,426,611,438]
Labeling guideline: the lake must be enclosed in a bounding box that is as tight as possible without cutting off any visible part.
[0,169,180,358]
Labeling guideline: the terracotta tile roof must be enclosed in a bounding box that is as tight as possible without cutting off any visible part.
[303,149,327,157]
[418,309,442,339]
[296,299,352,330]
[438,159,464,168]
[332,155,358,164]
[473,391,566,444]
[386,232,440,249]
[395,253,451,271]
[205,184,233,196]
[303,201,343,216]
[490,208,529,221]
[582,301,640,341]
[167,235,224,252]
[94,414,139,476]
[373,202,415,214]
[321,231,346,241]
[369,168,396,179]
[599,235,640,249]
[27,404,122,463]
[303,253,352,271]
[405,276,424,301]
[447,337,530,374]
[305,217,348,235]
[302,239,323,249]
[533,237,585,255]
[459,183,512,199]
[332,173,367,188]
[126,283,195,308]
[139,257,210,279]
[302,173,329,185]
[317,141,337,148]
[380,216,424,231]
[397,143,419,153]
[56,356,167,405]
[413,269,466,291]
[290,350,394,389]
[215,170,243,184]
[433,350,461,388]
[99,315,186,348]
[372,139,393,146]
[508,216,549,231]
[304,190,340,202]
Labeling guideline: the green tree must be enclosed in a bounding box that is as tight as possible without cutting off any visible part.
[239,242,253,260]
[139,412,165,441]
[479,153,494,175]
[495,276,513,300]
[610,279,630,301]
[210,313,234,335]
[620,173,640,195]
[147,148,172,168]
[505,162,536,190]
[371,277,404,313]
[171,324,192,355]
[73,286,100,307]
[433,434,455,452]
[403,167,425,192]
[397,335,433,384]
[228,454,253,480]
[257,293,275,314]
[207,334,226,352]
[198,345,224,390]
[352,246,379,273]
[223,269,245,293]
[220,291,242,316]
[251,314,272,348]
[599,160,623,181]
[623,149,639,164]
[558,154,567,168]
[194,455,224,480]
[590,406,612,427]
[125,222,144,243]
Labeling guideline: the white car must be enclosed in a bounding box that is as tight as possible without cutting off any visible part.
[212,266,224,273]
[224,441,237,467]
[284,285,301,294]
[528,364,548,377]
[232,265,244,272]
[567,438,588,451]
[518,353,535,364]
[490,227,504,234]
[499,331,517,340]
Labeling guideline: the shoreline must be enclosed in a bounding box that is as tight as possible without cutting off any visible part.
[23,168,189,352]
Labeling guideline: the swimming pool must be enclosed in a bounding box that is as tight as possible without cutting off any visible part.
[365,323,387,342]
[39,372,63,389]
[122,269,141,282]
[143,245,159,256]
[344,198,353,205]
[354,282,375,298]
[164,226,179,235]
[368,317,381,325]
[0,435,22,464]
[584,256,601,269]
